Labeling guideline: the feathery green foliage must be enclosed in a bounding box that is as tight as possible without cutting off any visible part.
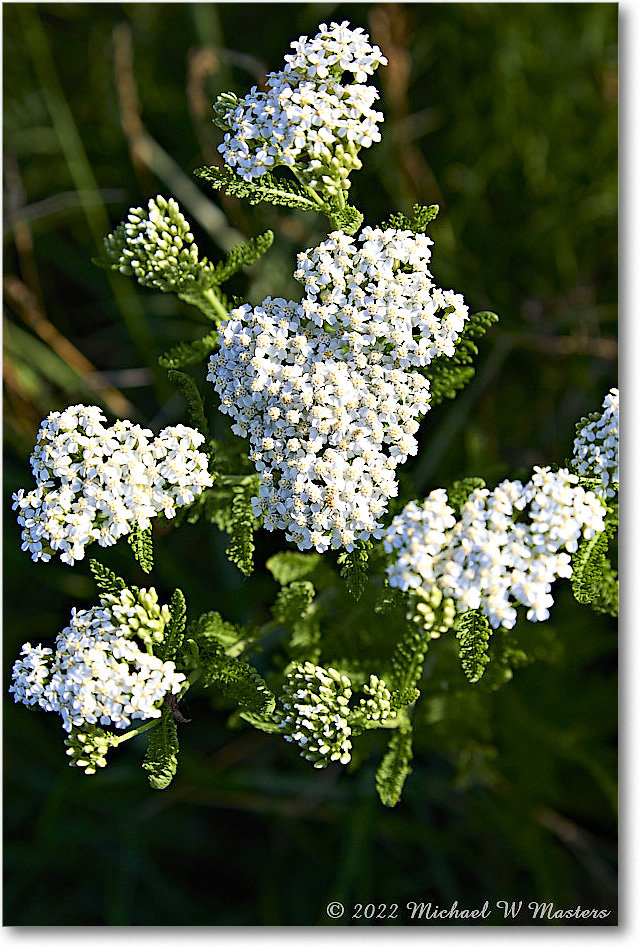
[127,523,154,574]
[184,610,273,714]
[389,620,431,706]
[211,230,274,283]
[158,589,187,663]
[375,717,414,807]
[194,165,322,213]
[158,328,220,370]
[572,513,619,616]
[327,203,363,235]
[454,609,493,684]
[89,559,126,596]
[423,310,499,406]
[337,541,372,601]
[383,203,440,233]
[272,580,320,661]
[224,480,257,576]
[142,708,179,790]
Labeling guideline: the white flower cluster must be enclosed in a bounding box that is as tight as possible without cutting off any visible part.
[103,196,212,292]
[9,591,185,733]
[277,664,394,767]
[278,662,353,768]
[13,405,213,565]
[385,468,606,629]
[208,227,468,552]
[215,21,387,194]
[572,387,619,499]
[356,674,393,722]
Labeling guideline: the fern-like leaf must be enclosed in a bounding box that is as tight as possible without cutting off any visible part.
[225,480,257,575]
[390,620,431,699]
[454,609,493,683]
[423,311,499,406]
[158,589,187,663]
[337,541,372,601]
[194,165,321,213]
[375,718,414,807]
[90,559,126,596]
[211,230,274,284]
[327,203,363,235]
[158,328,220,370]
[572,520,618,617]
[142,708,179,790]
[127,524,154,574]
[383,203,440,233]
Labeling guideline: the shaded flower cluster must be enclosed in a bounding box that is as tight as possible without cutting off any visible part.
[214,21,387,195]
[9,589,185,733]
[572,387,619,499]
[13,405,213,565]
[385,469,606,629]
[208,227,468,552]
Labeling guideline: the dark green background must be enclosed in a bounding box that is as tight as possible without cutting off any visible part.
[3,3,617,926]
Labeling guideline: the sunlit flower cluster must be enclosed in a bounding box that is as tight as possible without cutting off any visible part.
[103,196,213,292]
[13,405,213,566]
[9,589,185,733]
[278,662,353,767]
[385,469,606,629]
[208,227,468,552]
[572,387,619,499]
[214,21,387,195]
[277,664,393,767]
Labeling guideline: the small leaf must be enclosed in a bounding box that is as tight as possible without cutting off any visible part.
[266,551,322,586]
[158,589,187,662]
[158,328,220,370]
[375,719,413,807]
[454,609,493,684]
[142,708,179,790]
[128,523,154,574]
[90,559,126,596]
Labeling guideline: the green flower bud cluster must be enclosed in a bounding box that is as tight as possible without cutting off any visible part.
[103,196,214,293]
[101,587,171,650]
[357,674,393,722]
[64,726,119,774]
[278,662,353,768]
[410,585,457,639]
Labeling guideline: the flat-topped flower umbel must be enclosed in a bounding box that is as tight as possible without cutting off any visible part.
[213,21,387,197]
[208,226,468,552]
[13,405,213,565]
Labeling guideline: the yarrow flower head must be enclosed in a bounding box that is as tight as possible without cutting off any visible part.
[385,469,606,630]
[13,405,213,565]
[572,387,619,499]
[214,21,387,196]
[103,196,215,293]
[208,226,468,553]
[9,588,185,735]
[276,663,395,768]
[278,662,353,768]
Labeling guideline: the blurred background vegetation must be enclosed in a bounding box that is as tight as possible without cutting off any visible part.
[3,2,617,926]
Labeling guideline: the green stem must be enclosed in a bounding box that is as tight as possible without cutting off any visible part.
[178,286,229,324]
[113,718,159,746]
